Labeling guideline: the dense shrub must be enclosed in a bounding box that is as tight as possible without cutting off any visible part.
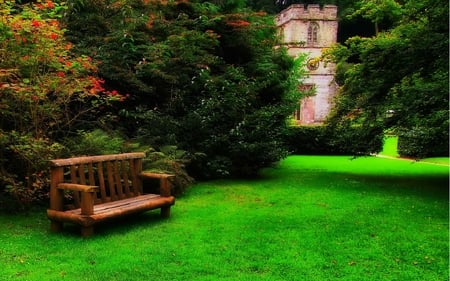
[327,123,384,155]
[62,129,129,156]
[284,125,384,156]
[64,0,303,179]
[143,146,194,196]
[284,126,336,155]
[398,127,449,158]
[0,133,63,212]
[0,2,123,211]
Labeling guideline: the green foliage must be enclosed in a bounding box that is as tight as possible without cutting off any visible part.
[64,0,302,179]
[327,123,384,156]
[120,107,179,147]
[143,145,194,196]
[325,0,449,157]
[284,125,383,156]
[246,0,278,13]
[0,132,64,212]
[180,50,303,178]
[284,126,338,155]
[62,129,128,156]
[346,0,402,34]
[398,127,449,159]
[0,1,124,209]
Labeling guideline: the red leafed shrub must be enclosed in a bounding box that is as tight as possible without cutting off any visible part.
[0,1,124,211]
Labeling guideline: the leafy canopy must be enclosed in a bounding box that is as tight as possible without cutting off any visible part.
[64,0,304,178]
[326,0,449,157]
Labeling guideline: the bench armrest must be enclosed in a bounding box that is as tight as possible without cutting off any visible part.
[140,172,175,180]
[57,183,99,193]
[140,172,174,197]
[56,183,98,216]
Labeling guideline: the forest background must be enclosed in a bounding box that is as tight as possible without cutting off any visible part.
[0,0,448,211]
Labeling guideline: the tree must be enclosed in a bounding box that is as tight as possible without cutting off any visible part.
[346,0,402,35]
[246,0,278,13]
[64,0,303,178]
[326,0,449,157]
[0,1,122,209]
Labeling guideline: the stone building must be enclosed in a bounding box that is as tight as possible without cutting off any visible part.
[275,4,338,125]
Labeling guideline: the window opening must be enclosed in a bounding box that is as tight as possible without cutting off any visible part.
[307,22,319,46]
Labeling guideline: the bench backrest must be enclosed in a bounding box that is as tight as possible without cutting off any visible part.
[50,152,145,208]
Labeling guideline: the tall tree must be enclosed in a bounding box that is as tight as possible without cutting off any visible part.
[326,0,449,157]
[64,0,303,178]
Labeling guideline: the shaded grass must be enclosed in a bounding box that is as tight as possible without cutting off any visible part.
[0,156,448,280]
[421,157,450,166]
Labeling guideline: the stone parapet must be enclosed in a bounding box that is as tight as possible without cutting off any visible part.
[275,4,337,26]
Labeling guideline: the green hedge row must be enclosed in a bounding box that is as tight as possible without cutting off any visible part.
[398,127,449,158]
[283,126,360,155]
[284,125,385,156]
[285,126,449,158]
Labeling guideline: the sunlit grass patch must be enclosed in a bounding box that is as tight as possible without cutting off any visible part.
[379,135,400,158]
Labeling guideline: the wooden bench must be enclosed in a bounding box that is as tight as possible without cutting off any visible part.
[47,152,175,237]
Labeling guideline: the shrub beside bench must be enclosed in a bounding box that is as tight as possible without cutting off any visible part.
[47,152,175,237]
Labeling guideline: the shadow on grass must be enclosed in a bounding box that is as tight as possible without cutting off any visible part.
[328,172,449,199]
[257,157,449,202]
[54,211,167,238]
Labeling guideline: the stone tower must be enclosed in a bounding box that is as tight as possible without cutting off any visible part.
[276,4,338,125]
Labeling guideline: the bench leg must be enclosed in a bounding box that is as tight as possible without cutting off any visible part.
[50,221,63,233]
[81,226,94,237]
[161,206,171,218]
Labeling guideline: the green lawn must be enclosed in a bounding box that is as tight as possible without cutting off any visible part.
[0,156,448,280]
[379,135,400,158]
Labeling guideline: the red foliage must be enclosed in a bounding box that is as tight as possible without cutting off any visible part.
[31,20,41,28]
[226,20,251,28]
[46,1,55,9]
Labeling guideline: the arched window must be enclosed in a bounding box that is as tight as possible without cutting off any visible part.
[307,22,319,46]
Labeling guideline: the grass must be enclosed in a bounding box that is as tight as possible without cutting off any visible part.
[379,135,400,158]
[421,157,450,166]
[379,135,449,166]
[0,155,448,280]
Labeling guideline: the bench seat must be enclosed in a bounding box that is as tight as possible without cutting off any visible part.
[47,194,175,227]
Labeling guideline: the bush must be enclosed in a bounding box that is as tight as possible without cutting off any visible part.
[284,125,384,156]
[143,146,194,196]
[0,133,64,212]
[398,127,449,158]
[64,1,303,179]
[326,124,384,156]
[284,126,337,155]
[62,129,129,156]
[0,2,124,211]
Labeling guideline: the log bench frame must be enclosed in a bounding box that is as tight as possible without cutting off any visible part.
[47,152,175,237]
